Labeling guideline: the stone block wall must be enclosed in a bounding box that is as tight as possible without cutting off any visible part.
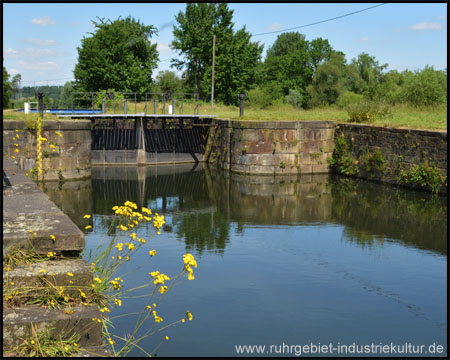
[204,119,335,175]
[3,120,91,181]
[335,123,447,194]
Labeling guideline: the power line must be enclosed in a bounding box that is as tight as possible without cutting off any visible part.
[251,3,387,37]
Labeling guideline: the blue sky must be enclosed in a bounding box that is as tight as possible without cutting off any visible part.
[2,2,447,86]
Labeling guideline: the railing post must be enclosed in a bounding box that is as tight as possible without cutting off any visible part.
[238,94,246,117]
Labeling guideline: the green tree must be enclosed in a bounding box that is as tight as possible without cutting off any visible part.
[263,32,336,106]
[171,3,263,104]
[401,66,447,106]
[306,52,347,107]
[155,70,184,93]
[3,66,13,108]
[60,81,75,107]
[74,16,159,99]
[348,52,388,99]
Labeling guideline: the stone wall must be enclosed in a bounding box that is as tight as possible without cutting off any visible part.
[204,119,335,175]
[3,120,91,181]
[334,123,447,194]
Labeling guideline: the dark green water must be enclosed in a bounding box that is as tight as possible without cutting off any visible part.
[43,164,447,357]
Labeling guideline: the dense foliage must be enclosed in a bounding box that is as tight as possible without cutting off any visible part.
[171,3,264,105]
[73,16,159,99]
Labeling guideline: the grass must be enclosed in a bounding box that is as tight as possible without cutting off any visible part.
[3,102,446,130]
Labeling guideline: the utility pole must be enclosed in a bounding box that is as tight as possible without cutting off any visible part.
[211,34,216,108]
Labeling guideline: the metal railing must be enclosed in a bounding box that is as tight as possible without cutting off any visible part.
[144,92,199,115]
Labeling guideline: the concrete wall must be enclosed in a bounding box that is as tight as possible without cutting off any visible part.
[3,120,91,181]
[204,119,336,175]
[335,123,447,194]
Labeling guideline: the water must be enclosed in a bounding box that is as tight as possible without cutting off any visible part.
[42,164,447,357]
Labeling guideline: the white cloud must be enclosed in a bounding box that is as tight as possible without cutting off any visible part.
[435,15,446,20]
[16,61,59,70]
[4,48,59,59]
[9,68,19,75]
[268,23,282,31]
[409,22,442,31]
[5,48,20,58]
[151,40,173,56]
[31,16,56,26]
[360,37,369,41]
[21,38,58,46]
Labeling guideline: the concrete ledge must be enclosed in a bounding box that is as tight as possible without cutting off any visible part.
[3,304,103,349]
[3,158,85,256]
[3,258,94,299]
[3,119,91,131]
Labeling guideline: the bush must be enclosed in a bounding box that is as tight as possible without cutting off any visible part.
[346,100,391,123]
[246,86,275,109]
[284,89,304,108]
[401,66,447,107]
[336,91,364,108]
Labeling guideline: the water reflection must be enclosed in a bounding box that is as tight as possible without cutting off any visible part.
[43,164,447,257]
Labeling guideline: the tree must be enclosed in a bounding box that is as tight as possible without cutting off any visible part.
[306,52,347,107]
[348,53,388,99]
[262,32,336,105]
[74,16,159,99]
[171,3,263,104]
[60,81,75,107]
[3,66,13,108]
[401,66,447,106]
[155,70,184,93]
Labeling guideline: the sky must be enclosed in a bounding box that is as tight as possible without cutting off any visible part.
[2,2,447,87]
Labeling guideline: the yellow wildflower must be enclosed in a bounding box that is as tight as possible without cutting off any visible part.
[158,286,168,294]
[85,225,92,230]
[31,340,35,345]
[39,269,46,273]
[115,243,123,251]
[108,338,115,345]
[114,298,122,307]
[149,249,156,256]
[50,235,56,242]
[129,232,137,240]
[14,149,19,153]
[83,214,91,219]
[165,336,169,340]
[10,282,15,285]
[186,310,193,321]
[55,131,63,137]
[120,225,128,231]
[181,318,185,323]
[40,137,48,142]
[14,143,18,147]
[67,272,74,277]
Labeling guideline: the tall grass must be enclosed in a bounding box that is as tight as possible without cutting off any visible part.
[3,102,446,130]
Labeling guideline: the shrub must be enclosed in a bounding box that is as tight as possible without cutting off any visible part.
[336,91,364,108]
[346,100,391,123]
[246,86,274,109]
[284,89,304,108]
[401,66,447,107]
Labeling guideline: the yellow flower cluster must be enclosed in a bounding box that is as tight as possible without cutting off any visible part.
[115,243,123,251]
[183,253,197,280]
[153,213,165,234]
[149,271,170,285]
[186,310,193,321]
[149,249,156,256]
[158,285,168,294]
[109,277,123,290]
[55,131,63,137]
[47,252,55,257]
[114,298,122,307]
[152,310,163,323]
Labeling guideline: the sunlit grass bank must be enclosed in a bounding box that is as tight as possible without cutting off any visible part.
[3,102,446,131]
